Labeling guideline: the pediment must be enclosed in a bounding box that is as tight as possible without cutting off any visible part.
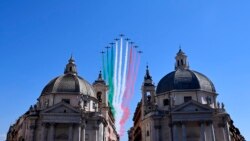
[41,102,80,114]
[172,100,212,113]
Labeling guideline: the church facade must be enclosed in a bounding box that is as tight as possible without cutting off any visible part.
[6,57,119,141]
[128,49,245,141]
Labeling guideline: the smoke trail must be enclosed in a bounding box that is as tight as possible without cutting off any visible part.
[119,40,129,105]
[101,36,141,136]
[112,41,119,115]
[109,45,115,114]
[115,40,130,135]
[116,37,123,103]
[119,44,135,135]
[129,52,141,100]
[111,44,114,82]
[115,37,124,134]
[106,46,116,114]
[119,107,130,136]
[121,52,141,135]
[121,44,133,107]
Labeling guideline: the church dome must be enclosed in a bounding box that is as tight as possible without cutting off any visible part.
[156,49,216,94]
[41,56,96,98]
[156,69,216,94]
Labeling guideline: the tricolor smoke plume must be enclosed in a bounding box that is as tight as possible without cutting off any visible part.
[102,35,141,136]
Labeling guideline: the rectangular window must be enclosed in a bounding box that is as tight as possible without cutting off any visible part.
[62,99,70,104]
[184,96,192,102]
[163,99,169,106]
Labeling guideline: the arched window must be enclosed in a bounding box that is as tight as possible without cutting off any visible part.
[181,59,183,65]
[97,92,102,102]
[177,60,180,66]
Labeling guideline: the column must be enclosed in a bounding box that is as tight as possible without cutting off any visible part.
[222,125,226,141]
[81,124,86,141]
[173,123,178,141]
[154,126,159,141]
[77,125,81,141]
[225,122,231,141]
[95,127,99,141]
[68,124,73,141]
[41,123,47,141]
[200,122,206,141]
[210,123,216,141]
[48,123,55,141]
[182,122,186,141]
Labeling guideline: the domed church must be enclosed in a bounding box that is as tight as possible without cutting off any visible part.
[128,49,245,141]
[7,57,119,141]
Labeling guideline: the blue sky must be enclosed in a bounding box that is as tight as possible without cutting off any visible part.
[1,0,250,141]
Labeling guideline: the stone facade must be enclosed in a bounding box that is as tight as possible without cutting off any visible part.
[7,57,119,141]
[128,49,245,141]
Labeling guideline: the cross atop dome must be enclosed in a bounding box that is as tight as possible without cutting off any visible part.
[64,55,78,75]
[69,54,75,64]
[175,48,189,70]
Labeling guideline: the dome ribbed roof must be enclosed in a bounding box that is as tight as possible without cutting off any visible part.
[41,74,95,97]
[156,69,216,94]
[40,56,96,98]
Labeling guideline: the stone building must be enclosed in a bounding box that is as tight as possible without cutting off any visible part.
[128,49,245,141]
[7,57,119,141]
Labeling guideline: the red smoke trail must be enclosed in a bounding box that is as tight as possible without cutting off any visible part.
[120,45,134,135]
[120,45,141,136]
[119,107,130,136]
[123,46,137,106]
[121,45,133,108]
[128,52,141,101]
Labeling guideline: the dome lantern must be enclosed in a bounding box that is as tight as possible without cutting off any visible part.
[64,55,77,75]
[175,48,189,70]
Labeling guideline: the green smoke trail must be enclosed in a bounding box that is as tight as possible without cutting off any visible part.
[110,45,115,115]
[107,46,116,115]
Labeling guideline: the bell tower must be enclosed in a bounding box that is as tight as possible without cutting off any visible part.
[141,65,156,116]
[93,71,109,117]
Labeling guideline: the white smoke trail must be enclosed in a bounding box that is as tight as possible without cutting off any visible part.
[115,37,124,134]
[119,40,129,105]
[113,41,118,107]
[113,40,121,133]
[117,37,123,103]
